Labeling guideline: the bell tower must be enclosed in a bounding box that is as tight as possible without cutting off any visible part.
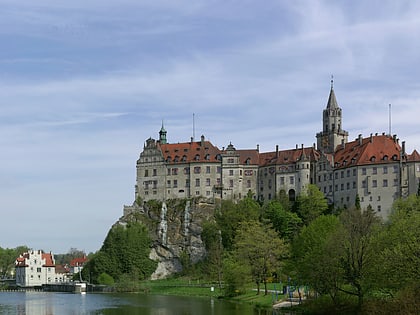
[316,78,348,153]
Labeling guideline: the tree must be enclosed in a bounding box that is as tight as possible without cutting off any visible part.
[201,221,223,288]
[215,197,260,250]
[370,196,420,292]
[291,215,343,303]
[234,220,287,295]
[262,200,302,241]
[82,222,157,283]
[294,184,328,225]
[0,246,29,278]
[339,207,381,309]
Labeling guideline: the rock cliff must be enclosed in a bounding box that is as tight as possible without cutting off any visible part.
[119,198,217,279]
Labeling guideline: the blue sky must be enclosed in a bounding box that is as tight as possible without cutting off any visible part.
[1,0,420,254]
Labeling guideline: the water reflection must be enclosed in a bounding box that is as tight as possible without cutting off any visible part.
[0,291,291,315]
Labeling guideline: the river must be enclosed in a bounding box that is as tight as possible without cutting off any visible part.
[0,291,289,314]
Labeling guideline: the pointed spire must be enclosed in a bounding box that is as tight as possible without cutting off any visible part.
[326,76,339,110]
[159,120,167,144]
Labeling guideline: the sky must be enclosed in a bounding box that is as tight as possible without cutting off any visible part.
[1,0,420,254]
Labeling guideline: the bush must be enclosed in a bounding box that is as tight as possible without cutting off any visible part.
[97,273,115,285]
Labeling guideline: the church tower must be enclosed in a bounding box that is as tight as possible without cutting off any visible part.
[316,78,348,153]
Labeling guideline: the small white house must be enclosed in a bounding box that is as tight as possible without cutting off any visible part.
[15,250,58,287]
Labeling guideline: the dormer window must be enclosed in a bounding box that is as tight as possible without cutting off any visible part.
[392,154,397,161]
[370,156,376,162]
[245,158,251,165]
[166,156,171,162]
[205,154,210,160]
[195,154,200,161]
[182,155,187,162]
[383,155,388,161]
[216,154,221,161]
[174,156,179,162]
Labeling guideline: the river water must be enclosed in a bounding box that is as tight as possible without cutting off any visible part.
[0,291,286,315]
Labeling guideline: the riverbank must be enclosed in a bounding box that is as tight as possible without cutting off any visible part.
[138,277,288,310]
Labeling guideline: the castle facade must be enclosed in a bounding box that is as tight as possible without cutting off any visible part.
[129,82,420,220]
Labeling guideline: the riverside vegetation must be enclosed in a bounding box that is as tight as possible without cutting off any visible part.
[2,185,418,314]
[81,186,419,314]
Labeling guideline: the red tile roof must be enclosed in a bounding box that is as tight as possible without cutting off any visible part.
[334,134,401,168]
[159,140,221,164]
[42,253,55,267]
[259,147,320,167]
[407,149,420,162]
[70,257,88,267]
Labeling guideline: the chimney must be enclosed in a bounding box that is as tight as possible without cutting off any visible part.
[276,145,279,158]
[200,135,205,146]
[375,132,378,136]
[341,139,345,149]
[402,141,406,155]
[370,133,373,143]
[190,137,194,143]
[256,144,259,152]
[393,134,397,142]
[296,144,298,150]
[313,143,316,149]
[358,134,362,146]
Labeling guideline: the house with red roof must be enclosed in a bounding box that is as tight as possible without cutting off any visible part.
[15,250,69,287]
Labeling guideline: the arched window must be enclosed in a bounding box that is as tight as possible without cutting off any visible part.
[195,154,200,161]
[288,189,296,202]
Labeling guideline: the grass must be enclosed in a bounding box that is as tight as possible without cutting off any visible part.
[138,277,288,310]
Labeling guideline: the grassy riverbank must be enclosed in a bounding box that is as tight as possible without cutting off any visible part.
[136,277,286,309]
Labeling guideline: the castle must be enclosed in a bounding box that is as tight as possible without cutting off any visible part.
[128,81,420,220]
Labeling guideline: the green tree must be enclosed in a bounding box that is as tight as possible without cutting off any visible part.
[370,197,420,292]
[201,221,223,288]
[339,207,381,309]
[294,184,328,225]
[0,246,29,278]
[215,197,260,250]
[97,272,115,285]
[234,220,287,295]
[82,222,157,283]
[262,200,302,241]
[291,215,343,303]
[222,255,250,296]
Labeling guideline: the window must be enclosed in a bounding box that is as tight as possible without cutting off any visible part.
[167,180,171,186]
[372,180,377,188]
[362,168,366,175]
[217,167,221,174]
[289,176,294,184]
[347,170,350,177]
[394,178,398,186]
[335,173,338,179]
[206,166,211,173]
[341,171,344,178]
[173,180,178,188]
[377,196,381,201]
[244,170,253,176]
[229,179,234,187]
[329,185,332,192]
[335,184,338,191]
[346,182,350,190]
[206,178,211,186]
[229,170,234,176]
[353,181,356,189]
[393,165,398,173]
[353,169,356,176]
[377,205,381,212]
[195,179,200,187]
[184,167,190,174]
[153,169,157,176]
[196,191,200,195]
[37,268,41,273]
[194,167,201,174]
[280,177,284,185]
[362,180,366,188]
[383,179,388,187]
[144,170,149,177]
[341,184,344,190]
[167,168,171,175]
[172,168,178,175]
[227,158,234,163]
[247,180,251,188]
[206,191,211,196]
[205,154,210,160]
[195,154,200,161]
[185,179,190,187]
[153,181,157,189]
[383,166,388,174]
[372,167,377,175]
[182,155,187,162]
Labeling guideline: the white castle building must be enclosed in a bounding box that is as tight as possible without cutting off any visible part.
[127,82,420,220]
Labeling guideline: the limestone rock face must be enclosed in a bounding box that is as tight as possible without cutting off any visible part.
[120,198,216,279]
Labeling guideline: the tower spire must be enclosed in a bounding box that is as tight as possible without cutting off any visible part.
[330,74,334,90]
[159,120,167,144]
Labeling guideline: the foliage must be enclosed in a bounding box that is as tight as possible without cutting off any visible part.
[0,245,29,278]
[291,215,343,302]
[262,200,302,241]
[234,220,287,295]
[82,222,157,283]
[215,197,260,250]
[97,272,114,285]
[54,248,86,265]
[294,184,328,225]
[222,255,250,296]
[201,221,223,287]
